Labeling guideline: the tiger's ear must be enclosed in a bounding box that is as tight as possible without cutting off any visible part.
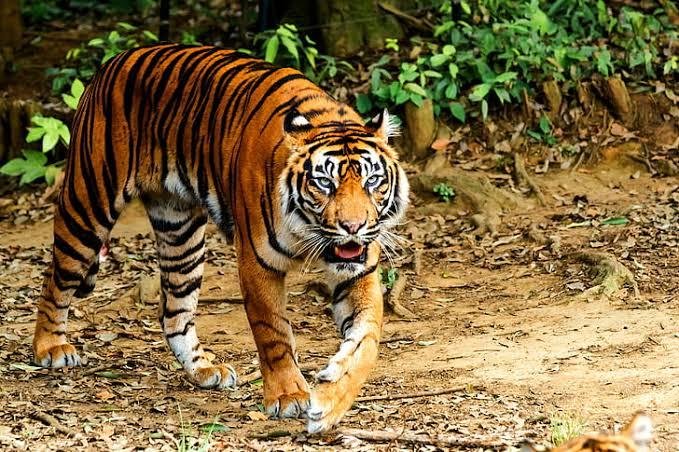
[283,109,313,150]
[623,413,653,450]
[366,108,400,141]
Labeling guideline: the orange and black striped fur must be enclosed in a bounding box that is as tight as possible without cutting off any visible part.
[523,413,653,452]
[32,44,409,433]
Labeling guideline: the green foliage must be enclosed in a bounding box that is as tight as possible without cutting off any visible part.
[255,24,318,74]
[380,267,398,290]
[252,23,353,85]
[527,115,557,145]
[357,0,678,129]
[21,0,156,24]
[550,413,586,447]
[0,77,84,186]
[433,182,456,202]
[61,79,85,110]
[48,22,158,94]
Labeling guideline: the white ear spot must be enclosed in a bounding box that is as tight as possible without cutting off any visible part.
[628,414,653,448]
[372,108,400,139]
[291,114,311,127]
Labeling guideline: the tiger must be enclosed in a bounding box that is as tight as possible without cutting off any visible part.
[522,413,653,452]
[31,43,409,433]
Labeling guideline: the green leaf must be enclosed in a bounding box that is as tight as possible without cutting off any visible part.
[404,83,427,97]
[264,36,279,63]
[355,94,372,114]
[200,423,230,434]
[409,94,424,107]
[470,83,491,102]
[430,54,449,67]
[448,63,459,79]
[494,71,518,83]
[117,22,136,31]
[62,94,78,110]
[280,36,300,65]
[26,127,45,143]
[539,115,552,134]
[422,70,442,79]
[142,30,159,42]
[445,82,458,99]
[449,102,465,123]
[601,216,629,226]
[45,165,61,186]
[88,38,105,46]
[395,90,410,105]
[0,158,27,176]
[442,44,456,56]
[481,100,489,120]
[43,132,59,153]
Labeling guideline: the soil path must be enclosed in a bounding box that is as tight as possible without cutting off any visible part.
[0,166,677,450]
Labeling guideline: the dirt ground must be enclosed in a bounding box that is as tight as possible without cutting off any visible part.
[0,161,677,451]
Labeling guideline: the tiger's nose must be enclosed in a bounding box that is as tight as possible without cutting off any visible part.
[339,220,365,234]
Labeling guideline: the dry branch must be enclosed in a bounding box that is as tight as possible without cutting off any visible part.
[356,386,472,403]
[338,427,504,449]
[377,2,434,32]
[573,252,639,298]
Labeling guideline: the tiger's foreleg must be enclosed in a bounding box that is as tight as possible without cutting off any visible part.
[307,266,383,433]
[238,252,310,419]
[145,199,237,389]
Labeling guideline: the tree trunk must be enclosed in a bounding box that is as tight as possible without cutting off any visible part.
[316,0,415,57]
[0,0,22,83]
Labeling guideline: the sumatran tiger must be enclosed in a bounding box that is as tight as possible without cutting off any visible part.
[31,43,409,433]
[522,413,653,452]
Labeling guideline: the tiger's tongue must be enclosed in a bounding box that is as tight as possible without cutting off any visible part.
[334,243,365,259]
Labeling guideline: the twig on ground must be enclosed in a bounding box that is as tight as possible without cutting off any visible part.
[338,427,504,449]
[386,275,418,319]
[573,252,639,298]
[513,153,547,206]
[413,249,423,276]
[380,335,414,344]
[356,386,472,403]
[31,411,76,436]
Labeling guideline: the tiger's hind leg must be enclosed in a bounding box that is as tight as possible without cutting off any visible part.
[145,197,237,389]
[33,199,114,368]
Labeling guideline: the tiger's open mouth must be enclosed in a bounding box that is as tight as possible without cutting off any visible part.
[325,241,367,263]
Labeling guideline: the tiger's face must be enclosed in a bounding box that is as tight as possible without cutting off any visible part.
[279,108,409,276]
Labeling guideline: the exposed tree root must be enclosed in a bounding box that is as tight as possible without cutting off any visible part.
[385,274,417,319]
[411,153,518,237]
[573,252,639,298]
[513,153,547,206]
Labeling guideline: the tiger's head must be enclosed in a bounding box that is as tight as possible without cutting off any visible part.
[279,105,409,277]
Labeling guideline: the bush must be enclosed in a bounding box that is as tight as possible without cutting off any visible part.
[357,0,678,124]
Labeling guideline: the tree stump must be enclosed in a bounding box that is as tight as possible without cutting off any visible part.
[604,77,635,127]
[404,99,436,160]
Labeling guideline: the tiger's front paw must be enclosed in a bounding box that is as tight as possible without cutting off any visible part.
[307,382,353,434]
[264,373,311,419]
[194,364,237,389]
[33,343,82,368]
[265,390,310,419]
